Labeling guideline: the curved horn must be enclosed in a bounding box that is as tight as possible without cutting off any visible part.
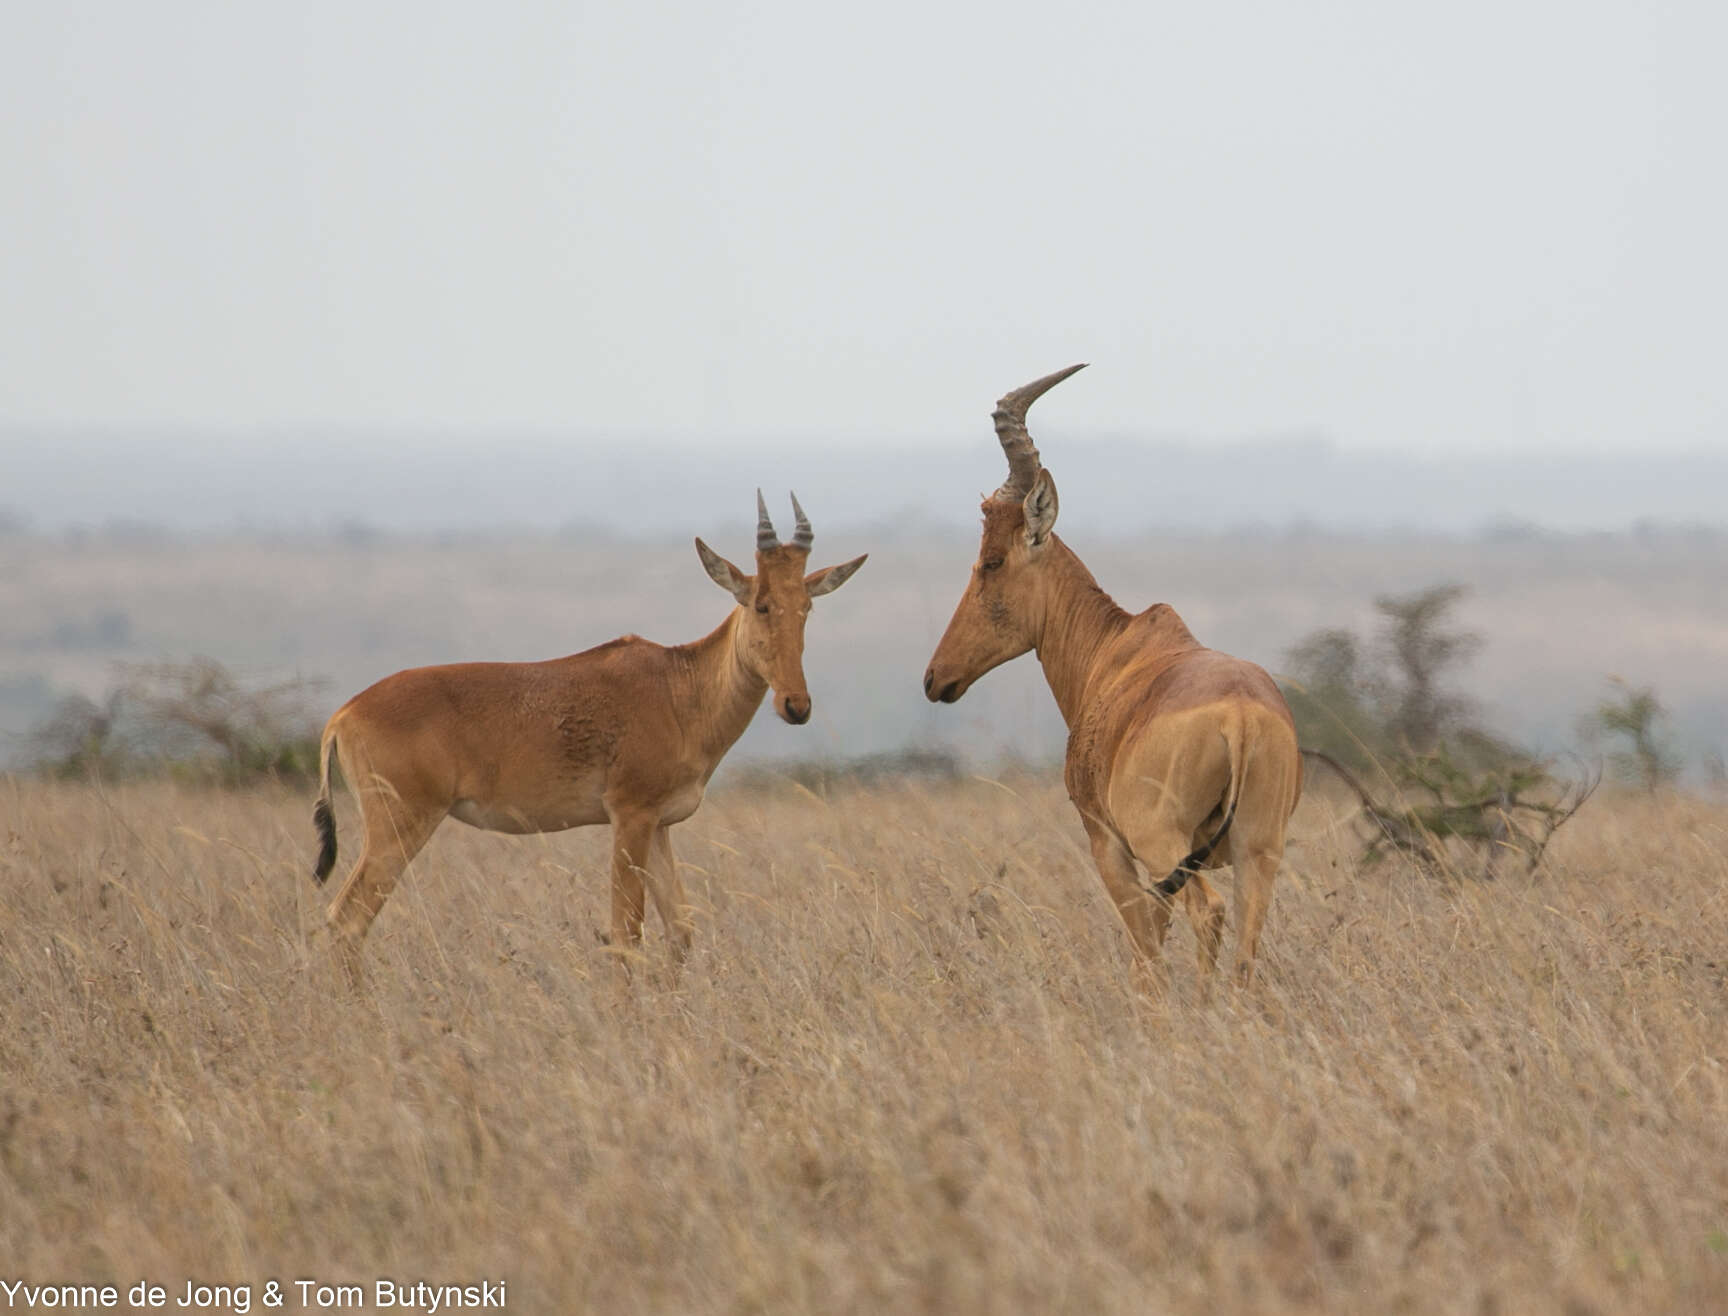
[756,488,780,551]
[992,363,1088,501]
[789,491,813,550]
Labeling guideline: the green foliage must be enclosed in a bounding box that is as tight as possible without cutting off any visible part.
[1285,626,1362,694]
[1283,585,1493,772]
[1283,584,1593,877]
[1311,743,1596,878]
[1591,677,1681,793]
[1372,584,1483,754]
[1279,625,1391,779]
[23,691,126,780]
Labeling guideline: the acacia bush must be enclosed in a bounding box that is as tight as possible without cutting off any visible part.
[1588,676,1682,792]
[1281,585,1593,876]
[22,658,324,786]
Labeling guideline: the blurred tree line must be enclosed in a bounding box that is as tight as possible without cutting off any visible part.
[21,658,324,786]
[9,592,1695,838]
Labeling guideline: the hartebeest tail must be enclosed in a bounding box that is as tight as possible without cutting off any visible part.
[1153,731,1245,899]
[306,493,866,987]
[923,366,1302,988]
[312,729,339,885]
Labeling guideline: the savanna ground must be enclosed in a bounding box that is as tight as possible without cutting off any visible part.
[2,776,1725,1314]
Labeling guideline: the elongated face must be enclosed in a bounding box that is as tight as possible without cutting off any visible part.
[743,545,836,724]
[923,471,1060,704]
[695,535,867,725]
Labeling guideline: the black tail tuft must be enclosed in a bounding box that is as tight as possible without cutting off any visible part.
[1153,796,1239,900]
[312,799,338,884]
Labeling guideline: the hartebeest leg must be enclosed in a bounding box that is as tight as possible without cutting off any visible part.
[607,814,655,961]
[1230,850,1282,985]
[643,825,694,965]
[326,793,443,988]
[1183,873,1228,982]
[1082,818,1170,990]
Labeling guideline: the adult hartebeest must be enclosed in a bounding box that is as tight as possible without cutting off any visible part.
[311,494,866,985]
[923,366,1302,987]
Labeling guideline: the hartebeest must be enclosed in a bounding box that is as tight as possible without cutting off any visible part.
[311,494,866,984]
[923,366,1302,987]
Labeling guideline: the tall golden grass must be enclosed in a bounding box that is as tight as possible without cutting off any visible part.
[1,776,1724,1313]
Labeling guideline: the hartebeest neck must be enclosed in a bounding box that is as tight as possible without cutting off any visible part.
[671,609,771,762]
[1030,536,1135,727]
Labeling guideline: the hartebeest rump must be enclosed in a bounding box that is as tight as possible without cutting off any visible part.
[923,366,1302,987]
[312,494,866,984]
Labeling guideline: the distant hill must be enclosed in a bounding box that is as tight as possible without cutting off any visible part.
[2,431,1724,537]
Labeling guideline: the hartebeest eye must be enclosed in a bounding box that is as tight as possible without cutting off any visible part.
[980,558,1005,573]
[755,601,770,615]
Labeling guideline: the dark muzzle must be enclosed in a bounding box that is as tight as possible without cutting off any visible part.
[923,668,961,703]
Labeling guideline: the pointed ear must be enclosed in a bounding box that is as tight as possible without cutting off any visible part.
[805,553,867,599]
[1024,469,1059,548]
[695,537,753,604]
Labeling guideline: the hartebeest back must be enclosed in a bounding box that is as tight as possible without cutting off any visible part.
[923,366,1302,987]
[311,494,866,984]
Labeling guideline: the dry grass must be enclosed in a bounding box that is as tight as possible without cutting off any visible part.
[2,775,1725,1313]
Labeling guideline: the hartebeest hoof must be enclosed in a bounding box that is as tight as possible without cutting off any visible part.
[307,494,866,983]
[923,366,1302,996]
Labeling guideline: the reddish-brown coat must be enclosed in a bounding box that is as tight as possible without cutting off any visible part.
[925,386,1303,989]
[314,530,865,986]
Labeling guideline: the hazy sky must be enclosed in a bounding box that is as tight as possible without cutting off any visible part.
[4,2,1726,456]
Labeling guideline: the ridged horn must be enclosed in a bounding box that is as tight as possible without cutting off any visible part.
[756,488,780,551]
[992,363,1088,501]
[789,491,813,550]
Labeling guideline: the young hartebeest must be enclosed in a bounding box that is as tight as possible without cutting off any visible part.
[311,494,866,984]
[923,366,1302,988]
